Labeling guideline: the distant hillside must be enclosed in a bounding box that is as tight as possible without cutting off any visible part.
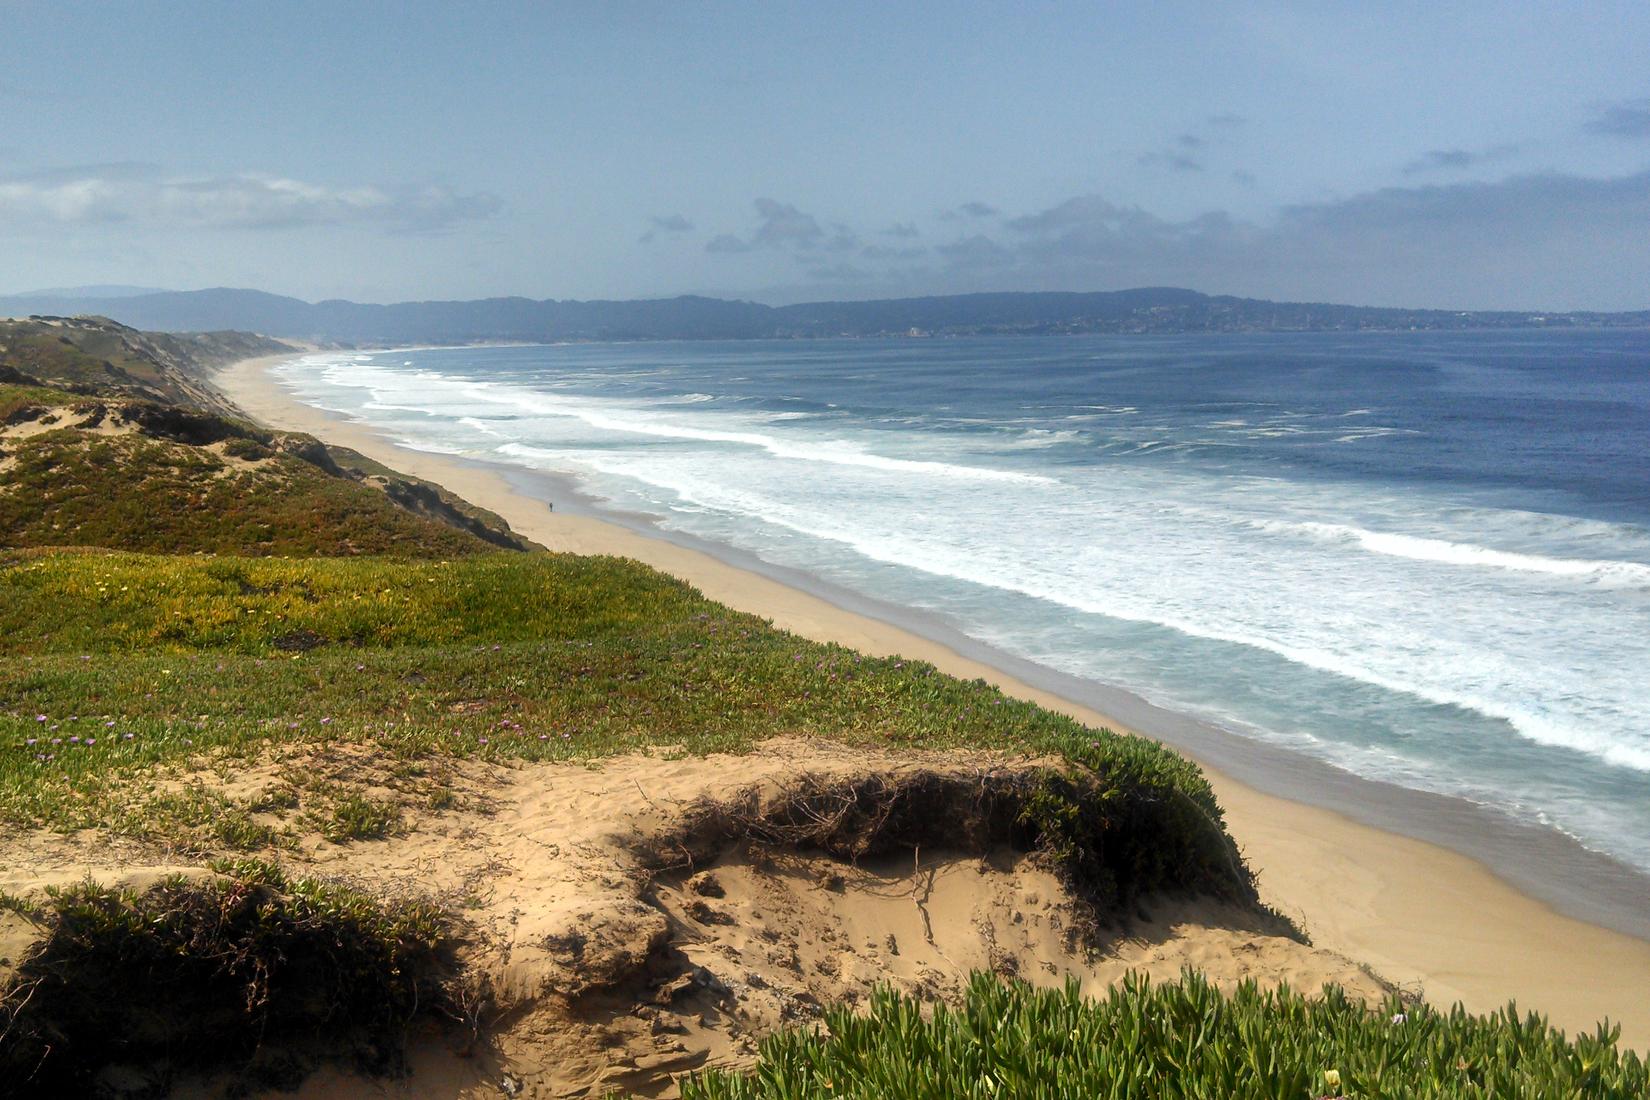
[5,286,1646,346]
[0,316,534,556]
[0,315,294,416]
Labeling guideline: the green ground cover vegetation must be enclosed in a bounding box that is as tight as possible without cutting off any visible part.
[0,380,82,419]
[0,550,1240,913]
[0,425,500,557]
[678,971,1646,1100]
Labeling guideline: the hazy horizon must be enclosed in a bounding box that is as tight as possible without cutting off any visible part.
[4,3,1649,311]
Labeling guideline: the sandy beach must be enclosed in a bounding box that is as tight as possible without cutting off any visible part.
[218,352,1650,1049]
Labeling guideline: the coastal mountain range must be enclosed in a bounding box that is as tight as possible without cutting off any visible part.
[4,285,1646,345]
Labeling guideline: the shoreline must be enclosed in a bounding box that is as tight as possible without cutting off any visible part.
[217,351,1650,1048]
[512,461,1650,940]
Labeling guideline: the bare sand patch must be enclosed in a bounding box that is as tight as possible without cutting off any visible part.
[3,738,1385,1098]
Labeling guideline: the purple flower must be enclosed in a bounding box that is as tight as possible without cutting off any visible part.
[477,737,489,745]
[123,733,135,741]
[69,736,80,744]
[25,738,36,746]
[319,717,332,725]
[85,738,95,746]
[35,715,46,723]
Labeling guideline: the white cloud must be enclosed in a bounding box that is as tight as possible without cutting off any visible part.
[0,170,499,231]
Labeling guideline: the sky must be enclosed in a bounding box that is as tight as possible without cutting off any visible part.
[2,1,1648,310]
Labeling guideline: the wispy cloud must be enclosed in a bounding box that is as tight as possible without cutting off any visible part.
[706,197,832,253]
[711,170,1650,309]
[704,198,863,257]
[926,171,1650,308]
[705,233,753,254]
[750,198,824,247]
[860,243,926,261]
[639,213,694,243]
[1584,97,1650,138]
[1138,151,1203,173]
[1402,144,1519,175]
[0,167,500,232]
[938,201,1000,221]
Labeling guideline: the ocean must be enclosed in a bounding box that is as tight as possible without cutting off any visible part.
[275,330,1650,884]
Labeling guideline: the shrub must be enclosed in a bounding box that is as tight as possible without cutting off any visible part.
[0,861,453,1095]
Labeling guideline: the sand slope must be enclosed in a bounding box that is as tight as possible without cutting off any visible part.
[2,739,1386,1098]
[17,738,1366,1098]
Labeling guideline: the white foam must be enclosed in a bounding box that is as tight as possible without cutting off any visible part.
[999,429,1083,450]
[468,385,1053,485]
[539,446,1650,776]
[291,359,1049,485]
[458,417,509,438]
[1289,522,1650,585]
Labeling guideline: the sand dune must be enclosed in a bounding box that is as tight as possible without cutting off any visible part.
[78,738,1374,1098]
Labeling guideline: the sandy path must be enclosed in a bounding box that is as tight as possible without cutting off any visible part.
[216,353,1650,1049]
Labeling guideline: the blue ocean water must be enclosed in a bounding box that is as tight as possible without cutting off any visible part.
[276,330,1650,873]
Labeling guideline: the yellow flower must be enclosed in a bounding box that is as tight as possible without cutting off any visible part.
[1323,1068,1342,1090]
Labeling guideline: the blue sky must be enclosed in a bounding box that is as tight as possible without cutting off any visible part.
[2,2,1648,308]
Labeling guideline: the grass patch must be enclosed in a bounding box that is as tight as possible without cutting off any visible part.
[0,551,696,652]
[0,860,454,1096]
[680,970,1647,1099]
[310,791,400,843]
[0,550,1241,907]
[0,425,502,558]
[0,381,81,420]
